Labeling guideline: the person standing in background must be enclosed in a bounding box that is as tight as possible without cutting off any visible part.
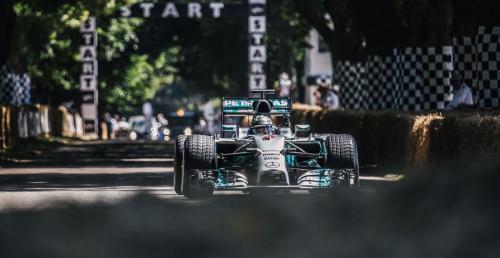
[446,71,474,110]
[274,73,295,98]
[142,102,153,137]
[316,85,339,110]
[313,76,339,110]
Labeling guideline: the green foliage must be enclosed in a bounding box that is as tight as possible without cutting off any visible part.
[98,17,142,61]
[268,0,310,83]
[4,0,309,112]
[8,0,142,93]
[106,50,178,113]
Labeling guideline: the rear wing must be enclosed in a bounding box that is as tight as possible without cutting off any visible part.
[222,97,292,116]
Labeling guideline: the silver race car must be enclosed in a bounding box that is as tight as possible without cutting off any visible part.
[174,90,359,198]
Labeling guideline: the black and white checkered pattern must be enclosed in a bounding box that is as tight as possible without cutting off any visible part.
[0,66,10,105]
[364,56,391,110]
[389,49,402,110]
[421,46,453,110]
[336,46,454,112]
[0,67,15,105]
[13,73,21,106]
[335,61,365,110]
[19,73,31,105]
[0,65,32,106]
[453,37,477,88]
[397,48,423,111]
[476,26,500,109]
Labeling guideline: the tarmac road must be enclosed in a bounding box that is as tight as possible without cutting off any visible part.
[0,141,498,258]
[0,140,401,211]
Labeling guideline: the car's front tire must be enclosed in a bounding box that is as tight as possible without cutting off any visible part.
[181,135,216,198]
[325,134,360,189]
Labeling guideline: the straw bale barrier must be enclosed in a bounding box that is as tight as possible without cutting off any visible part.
[292,105,500,168]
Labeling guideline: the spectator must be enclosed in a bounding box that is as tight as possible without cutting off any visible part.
[103,113,113,140]
[446,71,474,110]
[110,114,120,139]
[274,73,295,98]
[314,82,340,110]
[313,89,322,106]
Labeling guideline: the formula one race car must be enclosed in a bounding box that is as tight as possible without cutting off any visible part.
[174,90,359,198]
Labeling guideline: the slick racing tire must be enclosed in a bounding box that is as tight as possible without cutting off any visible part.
[174,135,187,195]
[182,135,216,198]
[325,134,360,189]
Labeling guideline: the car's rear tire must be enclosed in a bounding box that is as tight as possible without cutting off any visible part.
[182,135,216,198]
[174,135,187,194]
[325,134,360,189]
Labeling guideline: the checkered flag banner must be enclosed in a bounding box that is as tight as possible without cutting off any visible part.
[453,37,477,88]
[421,46,453,110]
[335,61,365,110]
[336,46,452,112]
[364,56,392,110]
[335,26,499,111]
[19,73,32,105]
[476,26,500,109]
[0,65,32,106]
[452,26,500,109]
[0,65,9,104]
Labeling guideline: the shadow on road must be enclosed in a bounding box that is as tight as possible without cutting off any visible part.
[1,140,400,192]
[1,140,174,168]
[0,172,172,192]
[0,140,499,257]
[0,158,499,258]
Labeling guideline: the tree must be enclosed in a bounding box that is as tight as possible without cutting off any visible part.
[291,0,500,61]
[2,1,141,102]
[1,0,313,112]
[268,0,310,85]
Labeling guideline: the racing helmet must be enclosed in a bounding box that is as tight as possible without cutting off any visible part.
[251,115,274,134]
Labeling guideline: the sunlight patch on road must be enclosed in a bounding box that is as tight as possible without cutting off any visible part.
[0,167,173,175]
[6,158,173,163]
[120,158,173,162]
[360,174,404,182]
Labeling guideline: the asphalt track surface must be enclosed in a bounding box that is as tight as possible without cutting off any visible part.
[0,141,498,258]
[0,140,400,211]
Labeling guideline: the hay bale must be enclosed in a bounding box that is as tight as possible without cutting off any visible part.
[427,117,445,165]
[408,114,443,168]
[359,111,388,165]
[291,108,500,169]
[455,114,500,159]
[321,110,364,136]
[366,111,414,166]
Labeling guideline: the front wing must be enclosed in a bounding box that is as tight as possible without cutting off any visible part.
[190,168,352,191]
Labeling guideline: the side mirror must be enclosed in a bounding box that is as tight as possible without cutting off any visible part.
[295,124,311,138]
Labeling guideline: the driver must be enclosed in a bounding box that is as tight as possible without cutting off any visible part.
[251,115,275,135]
